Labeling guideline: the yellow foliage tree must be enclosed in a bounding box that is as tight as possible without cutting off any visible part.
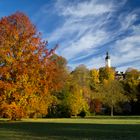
[68,85,89,116]
[99,67,115,83]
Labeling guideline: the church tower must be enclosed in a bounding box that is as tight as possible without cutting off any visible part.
[105,52,111,67]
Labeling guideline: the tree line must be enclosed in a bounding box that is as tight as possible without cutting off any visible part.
[0,12,140,120]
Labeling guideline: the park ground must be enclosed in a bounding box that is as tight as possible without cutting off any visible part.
[0,116,140,140]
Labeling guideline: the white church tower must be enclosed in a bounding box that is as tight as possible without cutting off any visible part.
[105,52,111,67]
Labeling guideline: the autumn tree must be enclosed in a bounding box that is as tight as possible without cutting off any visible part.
[71,64,91,87]
[46,55,71,118]
[71,65,91,100]
[0,12,59,120]
[70,65,91,115]
[89,69,102,114]
[124,68,140,100]
[68,84,89,116]
[90,69,99,89]
[99,80,128,116]
[122,68,140,114]
[93,67,126,115]
[99,67,115,83]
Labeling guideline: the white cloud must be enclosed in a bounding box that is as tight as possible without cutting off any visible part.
[118,12,138,31]
[115,36,140,53]
[60,30,108,59]
[86,56,105,69]
[41,0,140,71]
[57,0,114,18]
[111,33,140,71]
[48,0,116,59]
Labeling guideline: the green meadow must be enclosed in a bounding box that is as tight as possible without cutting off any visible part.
[0,116,140,140]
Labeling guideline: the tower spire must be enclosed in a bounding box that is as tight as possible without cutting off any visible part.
[105,51,111,67]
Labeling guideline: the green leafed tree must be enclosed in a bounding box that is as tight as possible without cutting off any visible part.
[100,80,128,116]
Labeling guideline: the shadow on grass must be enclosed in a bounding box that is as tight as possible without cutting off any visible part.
[0,121,140,140]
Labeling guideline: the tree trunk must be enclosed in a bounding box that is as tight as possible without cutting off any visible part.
[11,116,17,121]
[111,105,113,117]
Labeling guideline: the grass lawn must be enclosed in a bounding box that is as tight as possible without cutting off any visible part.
[0,116,140,140]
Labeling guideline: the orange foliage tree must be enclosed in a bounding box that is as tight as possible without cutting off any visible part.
[0,12,60,120]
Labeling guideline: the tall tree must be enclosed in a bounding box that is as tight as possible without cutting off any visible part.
[46,55,71,118]
[99,80,128,116]
[0,12,58,120]
[71,65,91,113]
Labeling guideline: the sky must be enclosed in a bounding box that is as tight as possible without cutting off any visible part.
[0,0,140,71]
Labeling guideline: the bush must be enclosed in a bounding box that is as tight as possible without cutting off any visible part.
[78,109,90,118]
[46,104,71,118]
[78,110,86,118]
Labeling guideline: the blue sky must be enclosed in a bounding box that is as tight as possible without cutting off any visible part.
[0,0,140,71]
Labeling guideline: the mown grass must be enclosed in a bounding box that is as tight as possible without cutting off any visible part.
[0,116,140,140]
